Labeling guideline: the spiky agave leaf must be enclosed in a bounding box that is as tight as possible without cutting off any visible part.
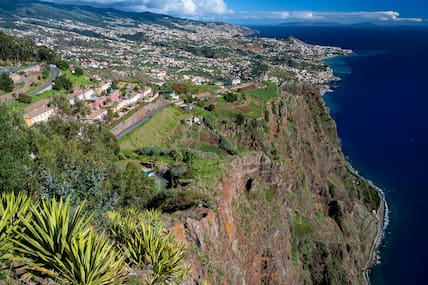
[106,209,188,284]
[138,224,188,285]
[13,197,92,281]
[13,197,127,284]
[63,230,127,285]
[0,192,32,266]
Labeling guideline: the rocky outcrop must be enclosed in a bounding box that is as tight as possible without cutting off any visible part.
[175,83,383,285]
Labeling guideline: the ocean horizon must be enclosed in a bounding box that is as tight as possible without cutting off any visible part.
[251,25,428,284]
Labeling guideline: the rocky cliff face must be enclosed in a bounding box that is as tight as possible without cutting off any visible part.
[174,83,382,285]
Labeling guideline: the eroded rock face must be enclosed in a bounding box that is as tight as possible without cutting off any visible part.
[176,86,382,285]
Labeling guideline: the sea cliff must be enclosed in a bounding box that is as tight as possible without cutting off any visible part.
[170,82,384,284]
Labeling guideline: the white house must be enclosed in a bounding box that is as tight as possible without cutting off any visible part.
[96,81,112,95]
[23,99,56,127]
[141,87,152,98]
[114,99,128,112]
[127,92,141,105]
[83,109,108,123]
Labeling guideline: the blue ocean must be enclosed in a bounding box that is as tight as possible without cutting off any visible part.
[250,25,428,284]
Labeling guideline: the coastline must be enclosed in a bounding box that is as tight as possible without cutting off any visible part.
[321,54,387,285]
[346,162,387,285]
[319,83,387,283]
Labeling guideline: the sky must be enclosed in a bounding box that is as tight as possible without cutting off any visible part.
[42,0,428,24]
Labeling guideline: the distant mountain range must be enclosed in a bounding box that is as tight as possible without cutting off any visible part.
[0,0,238,31]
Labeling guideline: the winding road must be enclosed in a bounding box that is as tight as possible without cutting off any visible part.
[29,65,60,96]
[0,65,60,103]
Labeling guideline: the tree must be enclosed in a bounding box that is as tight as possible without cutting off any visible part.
[0,106,35,193]
[0,73,14,92]
[41,65,50,79]
[71,98,90,118]
[223,92,238,103]
[118,162,155,210]
[0,31,55,62]
[53,75,72,91]
[74,66,84,76]
[55,60,69,70]
[171,83,188,94]
[111,80,119,90]
[251,61,269,77]
[51,94,72,115]
[35,46,56,63]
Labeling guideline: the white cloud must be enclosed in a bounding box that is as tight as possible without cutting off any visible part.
[41,0,230,16]
[40,2,423,24]
[227,10,422,24]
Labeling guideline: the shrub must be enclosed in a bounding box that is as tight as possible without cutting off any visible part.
[74,66,84,76]
[235,113,245,125]
[63,230,126,285]
[0,73,14,92]
[17,93,32,103]
[223,92,238,103]
[148,190,207,213]
[219,135,238,155]
[205,104,215,111]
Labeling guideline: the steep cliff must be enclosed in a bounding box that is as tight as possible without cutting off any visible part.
[173,82,383,285]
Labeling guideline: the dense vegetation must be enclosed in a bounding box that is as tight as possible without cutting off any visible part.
[0,105,154,212]
[0,31,56,63]
[53,74,73,91]
[0,104,190,283]
[0,73,14,92]
[0,193,188,284]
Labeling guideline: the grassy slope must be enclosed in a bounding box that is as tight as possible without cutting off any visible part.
[245,81,279,102]
[119,107,187,151]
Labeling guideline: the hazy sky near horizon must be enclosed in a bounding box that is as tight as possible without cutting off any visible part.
[42,0,428,24]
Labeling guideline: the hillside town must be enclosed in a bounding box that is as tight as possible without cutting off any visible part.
[0,10,352,133]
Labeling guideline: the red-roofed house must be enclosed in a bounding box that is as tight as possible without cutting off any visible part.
[10,73,21,84]
[91,89,120,110]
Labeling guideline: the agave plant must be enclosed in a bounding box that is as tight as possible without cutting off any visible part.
[0,192,31,267]
[127,223,189,285]
[13,197,127,284]
[106,209,189,285]
[62,230,127,285]
[106,208,164,242]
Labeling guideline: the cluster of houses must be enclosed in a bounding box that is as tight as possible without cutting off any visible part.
[23,80,155,127]
[0,64,41,85]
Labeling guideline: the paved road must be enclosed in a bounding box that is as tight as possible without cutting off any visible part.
[29,65,60,96]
